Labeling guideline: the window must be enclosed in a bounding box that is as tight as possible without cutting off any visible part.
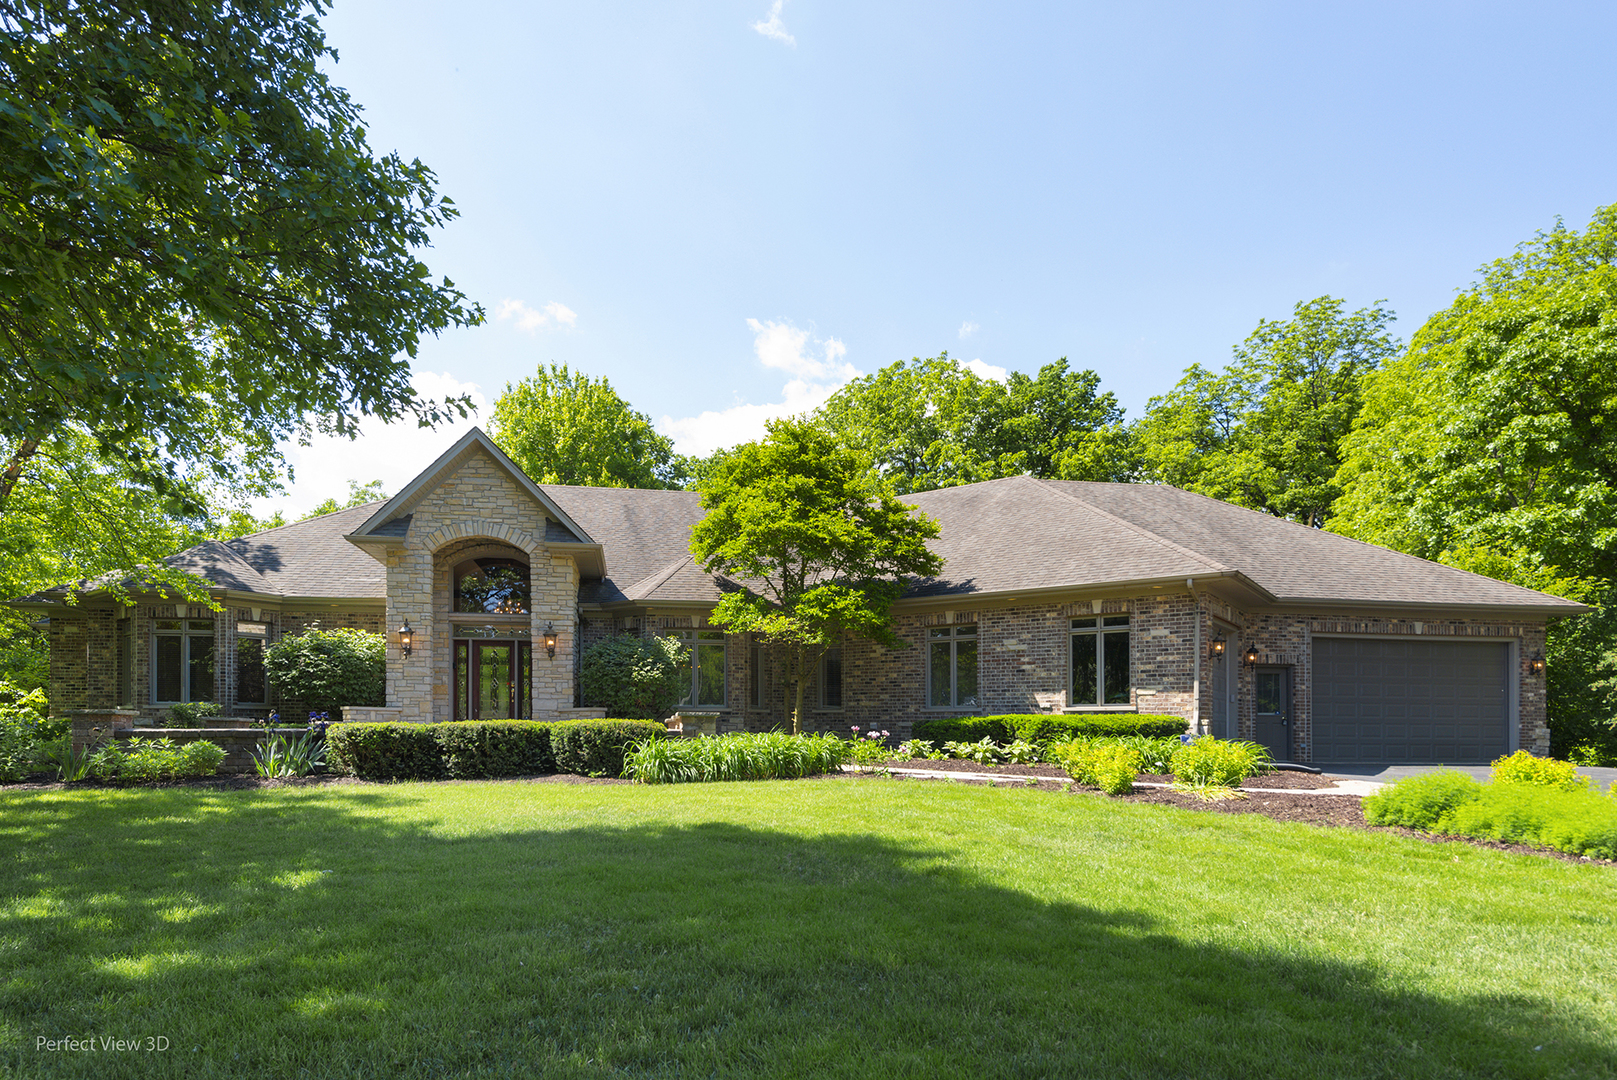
[668,630,726,707]
[818,648,843,708]
[454,559,531,614]
[152,619,215,704]
[928,625,978,708]
[236,621,270,704]
[1071,615,1130,705]
[749,643,763,708]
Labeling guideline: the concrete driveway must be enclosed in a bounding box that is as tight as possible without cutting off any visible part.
[1316,762,1617,788]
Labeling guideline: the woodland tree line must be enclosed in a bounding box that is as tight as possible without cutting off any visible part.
[1,2,1611,758]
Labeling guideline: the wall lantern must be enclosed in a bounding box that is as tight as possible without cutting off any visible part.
[1529,652,1546,675]
[544,622,558,660]
[1242,644,1261,666]
[398,620,413,659]
[1210,631,1227,658]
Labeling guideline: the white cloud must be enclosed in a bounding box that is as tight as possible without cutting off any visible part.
[964,358,1009,382]
[751,0,795,45]
[958,320,980,339]
[658,319,859,458]
[246,371,486,522]
[495,298,577,333]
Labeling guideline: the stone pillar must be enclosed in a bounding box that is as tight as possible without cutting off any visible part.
[63,709,141,754]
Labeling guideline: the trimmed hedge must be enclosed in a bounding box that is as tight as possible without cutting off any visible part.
[327,723,445,781]
[552,719,666,778]
[434,721,555,778]
[326,721,562,781]
[913,713,1187,745]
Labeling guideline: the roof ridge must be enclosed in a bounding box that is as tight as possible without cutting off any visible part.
[1031,477,1233,575]
[625,556,693,600]
[226,501,386,544]
[1143,484,1575,602]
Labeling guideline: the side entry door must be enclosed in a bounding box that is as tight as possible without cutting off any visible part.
[1253,666,1291,761]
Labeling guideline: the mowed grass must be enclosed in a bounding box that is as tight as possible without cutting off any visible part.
[1,777,1614,1080]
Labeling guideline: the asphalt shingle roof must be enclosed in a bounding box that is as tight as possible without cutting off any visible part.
[26,478,1580,615]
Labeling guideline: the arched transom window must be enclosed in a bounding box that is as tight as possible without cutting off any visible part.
[454,558,531,614]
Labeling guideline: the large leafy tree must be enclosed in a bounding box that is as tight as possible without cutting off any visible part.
[1135,297,1399,527]
[689,418,943,733]
[812,354,1129,494]
[490,364,686,488]
[0,0,480,516]
[1332,205,1617,759]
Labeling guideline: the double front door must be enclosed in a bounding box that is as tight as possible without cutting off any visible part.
[453,639,533,720]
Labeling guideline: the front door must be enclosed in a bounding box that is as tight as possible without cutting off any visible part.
[454,639,533,720]
[1254,666,1291,761]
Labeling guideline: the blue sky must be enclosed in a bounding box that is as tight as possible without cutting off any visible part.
[262,0,1617,516]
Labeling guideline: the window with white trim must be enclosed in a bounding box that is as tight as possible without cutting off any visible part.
[1071,616,1130,705]
[152,619,215,704]
[927,625,978,708]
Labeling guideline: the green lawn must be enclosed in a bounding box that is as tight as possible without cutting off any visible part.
[1,777,1613,1079]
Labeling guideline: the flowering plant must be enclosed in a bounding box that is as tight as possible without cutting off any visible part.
[845,726,893,767]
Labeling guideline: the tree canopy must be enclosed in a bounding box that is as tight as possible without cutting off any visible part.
[1134,297,1399,528]
[689,418,943,733]
[0,0,480,516]
[489,364,686,489]
[1329,206,1617,759]
[812,354,1128,494]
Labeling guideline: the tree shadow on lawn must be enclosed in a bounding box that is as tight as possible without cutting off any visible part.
[0,788,1609,1080]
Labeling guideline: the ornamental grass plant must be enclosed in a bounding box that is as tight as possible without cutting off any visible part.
[623,731,849,783]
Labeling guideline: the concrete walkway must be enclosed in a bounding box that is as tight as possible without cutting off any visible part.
[1316,763,1617,788]
[849,765,1385,795]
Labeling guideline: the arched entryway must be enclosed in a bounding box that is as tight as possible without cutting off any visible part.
[450,554,533,720]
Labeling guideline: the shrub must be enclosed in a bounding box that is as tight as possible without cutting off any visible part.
[895,738,943,760]
[624,731,850,783]
[166,701,222,727]
[1490,750,1587,790]
[326,723,444,781]
[1169,737,1271,787]
[552,719,666,778]
[1441,784,1617,860]
[265,627,386,716]
[580,635,688,719]
[0,679,50,782]
[83,737,226,784]
[433,721,555,778]
[1362,771,1485,829]
[912,713,1187,747]
[1054,741,1143,795]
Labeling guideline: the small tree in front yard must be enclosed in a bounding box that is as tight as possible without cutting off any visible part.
[264,627,385,718]
[690,419,943,734]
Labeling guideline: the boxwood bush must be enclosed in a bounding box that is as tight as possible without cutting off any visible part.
[552,719,666,778]
[326,723,446,781]
[433,721,555,779]
[913,713,1186,746]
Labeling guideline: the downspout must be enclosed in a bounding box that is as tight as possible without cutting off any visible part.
[1188,578,1200,735]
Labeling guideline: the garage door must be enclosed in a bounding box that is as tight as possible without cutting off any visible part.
[1311,638,1510,763]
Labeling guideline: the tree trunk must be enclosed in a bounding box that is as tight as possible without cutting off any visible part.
[0,438,41,513]
[791,677,804,736]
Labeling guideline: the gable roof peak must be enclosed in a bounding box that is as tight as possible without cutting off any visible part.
[347,426,596,547]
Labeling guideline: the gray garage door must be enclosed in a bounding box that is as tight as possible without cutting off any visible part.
[1311,638,1510,763]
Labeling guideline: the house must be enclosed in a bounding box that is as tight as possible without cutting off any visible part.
[14,427,1588,765]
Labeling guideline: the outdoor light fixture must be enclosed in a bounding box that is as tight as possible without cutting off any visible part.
[544,622,558,660]
[1210,631,1226,658]
[1243,644,1260,666]
[398,620,413,658]
[1530,652,1546,675]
